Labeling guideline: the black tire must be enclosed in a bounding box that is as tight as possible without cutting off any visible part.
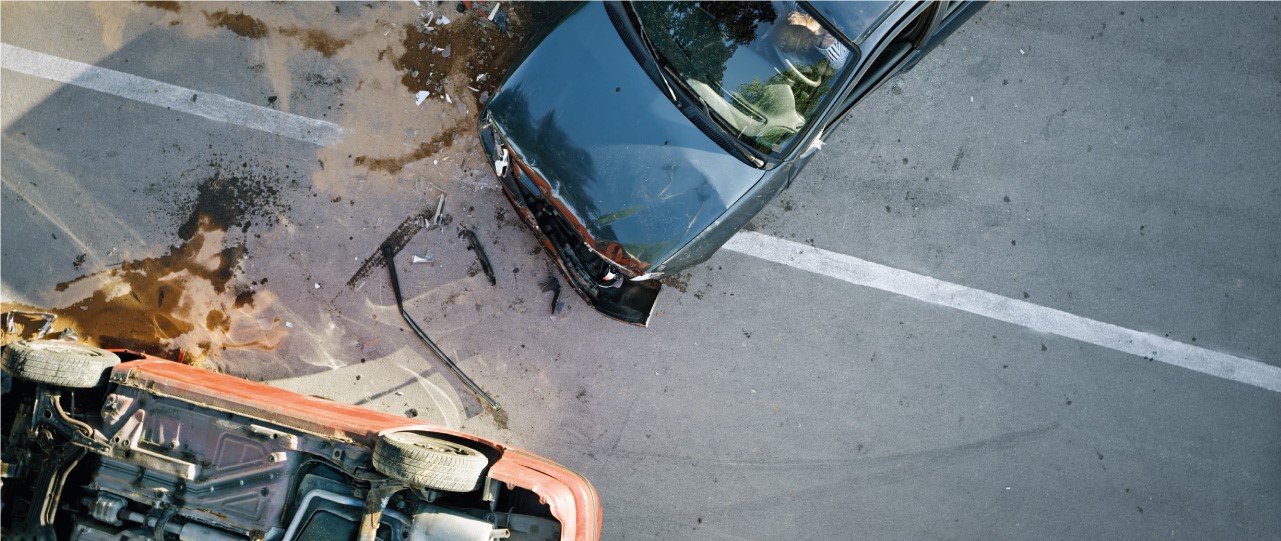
[1,340,120,388]
[372,432,488,492]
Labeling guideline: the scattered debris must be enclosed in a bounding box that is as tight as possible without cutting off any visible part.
[285,321,295,328]
[314,283,321,289]
[3,310,57,339]
[411,253,435,264]
[433,194,447,226]
[415,90,430,105]
[405,408,419,417]
[458,228,496,286]
[488,2,502,21]
[52,327,79,342]
[380,243,501,410]
[437,14,451,25]
[540,276,565,315]
[445,93,453,104]
[490,3,509,33]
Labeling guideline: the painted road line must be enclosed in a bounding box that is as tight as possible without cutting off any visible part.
[724,231,1281,393]
[1,43,343,146]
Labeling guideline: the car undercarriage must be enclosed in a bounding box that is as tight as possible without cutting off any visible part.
[2,341,579,541]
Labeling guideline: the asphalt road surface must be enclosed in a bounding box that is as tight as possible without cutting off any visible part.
[3,2,1278,540]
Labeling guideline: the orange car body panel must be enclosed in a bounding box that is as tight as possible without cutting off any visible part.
[109,355,601,541]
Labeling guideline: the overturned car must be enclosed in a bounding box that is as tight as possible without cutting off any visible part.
[1,340,600,541]
[479,1,978,324]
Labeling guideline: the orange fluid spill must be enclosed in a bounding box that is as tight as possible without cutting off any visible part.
[3,219,287,367]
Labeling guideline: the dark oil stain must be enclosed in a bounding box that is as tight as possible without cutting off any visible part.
[951,147,965,171]
[353,125,463,175]
[486,402,509,430]
[203,10,268,39]
[178,168,288,241]
[661,273,690,293]
[139,1,180,13]
[279,27,351,58]
[346,206,437,288]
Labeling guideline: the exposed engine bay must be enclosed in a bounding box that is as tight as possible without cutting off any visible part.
[2,341,564,541]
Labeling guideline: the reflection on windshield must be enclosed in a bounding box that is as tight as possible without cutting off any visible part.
[632,1,853,155]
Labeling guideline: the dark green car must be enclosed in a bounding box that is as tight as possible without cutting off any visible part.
[479,1,978,325]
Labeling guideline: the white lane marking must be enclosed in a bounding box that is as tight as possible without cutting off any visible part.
[724,231,1281,393]
[1,43,343,146]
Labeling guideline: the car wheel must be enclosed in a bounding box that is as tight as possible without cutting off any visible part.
[1,340,120,388]
[372,432,488,492]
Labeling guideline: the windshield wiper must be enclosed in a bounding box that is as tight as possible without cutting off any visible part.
[624,6,680,106]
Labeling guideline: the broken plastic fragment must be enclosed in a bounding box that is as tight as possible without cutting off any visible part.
[437,14,451,25]
[416,90,430,105]
[476,73,488,83]
[488,2,502,21]
[285,321,295,329]
[412,253,435,264]
[314,283,321,289]
[445,94,452,104]
[442,45,451,58]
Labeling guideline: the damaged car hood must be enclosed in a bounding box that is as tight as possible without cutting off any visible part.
[486,2,766,271]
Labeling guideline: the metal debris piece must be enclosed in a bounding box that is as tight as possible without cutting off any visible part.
[488,2,501,20]
[458,228,496,286]
[411,253,435,264]
[381,244,501,410]
[52,328,79,342]
[3,310,57,339]
[492,4,509,32]
[540,277,565,315]
[437,14,451,25]
[433,194,447,226]
[416,90,430,105]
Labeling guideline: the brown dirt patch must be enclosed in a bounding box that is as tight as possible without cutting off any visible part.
[353,125,464,175]
[139,1,180,13]
[279,26,352,58]
[204,9,268,39]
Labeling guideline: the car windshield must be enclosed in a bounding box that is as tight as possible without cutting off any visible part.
[630,1,855,155]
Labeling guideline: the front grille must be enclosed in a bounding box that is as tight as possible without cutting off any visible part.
[506,165,619,292]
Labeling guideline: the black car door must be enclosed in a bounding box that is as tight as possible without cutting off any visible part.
[822,2,942,137]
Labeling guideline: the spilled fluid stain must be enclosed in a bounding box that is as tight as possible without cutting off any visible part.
[204,9,268,39]
[353,125,463,175]
[279,27,351,58]
[3,166,299,366]
[6,221,287,368]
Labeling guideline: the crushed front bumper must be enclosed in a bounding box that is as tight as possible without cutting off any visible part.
[479,116,660,326]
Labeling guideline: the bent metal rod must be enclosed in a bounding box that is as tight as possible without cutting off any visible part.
[381,244,501,411]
